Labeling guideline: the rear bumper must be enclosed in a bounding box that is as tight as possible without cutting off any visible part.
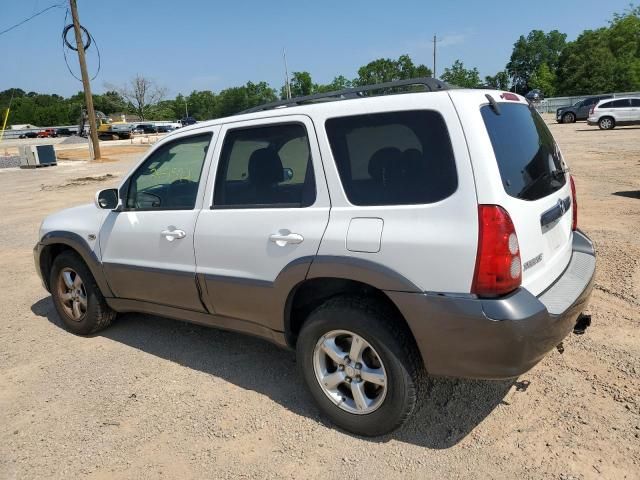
[388,230,596,380]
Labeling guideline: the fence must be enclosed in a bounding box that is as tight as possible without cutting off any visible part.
[538,91,640,113]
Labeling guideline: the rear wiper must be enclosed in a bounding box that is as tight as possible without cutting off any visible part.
[517,168,569,197]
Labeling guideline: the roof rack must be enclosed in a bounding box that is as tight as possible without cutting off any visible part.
[238,77,451,115]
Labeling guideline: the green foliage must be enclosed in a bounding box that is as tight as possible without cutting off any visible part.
[529,63,556,96]
[506,30,567,93]
[484,71,510,90]
[441,60,482,88]
[355,54,431,86]
[556,7,640,95]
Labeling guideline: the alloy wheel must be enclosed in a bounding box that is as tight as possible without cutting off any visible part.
[57,267,87,321]
[312,329,387,415]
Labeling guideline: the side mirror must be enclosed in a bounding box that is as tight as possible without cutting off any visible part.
[95,188,120,210]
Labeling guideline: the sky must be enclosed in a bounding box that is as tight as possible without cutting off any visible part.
[0,0,633,97]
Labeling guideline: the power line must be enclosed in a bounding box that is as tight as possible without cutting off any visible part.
[0,2,65,37]
[61,8,101,81]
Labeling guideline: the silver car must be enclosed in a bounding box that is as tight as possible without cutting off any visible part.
[587,97,640,129]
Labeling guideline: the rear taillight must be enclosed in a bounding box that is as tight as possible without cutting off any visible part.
[589,105,595,115]
[570,175,578,231]
[471,205,522,298]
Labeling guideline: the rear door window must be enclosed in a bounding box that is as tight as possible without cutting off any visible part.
[325,110,457,206]
[481,102,566,201]
[611,99,631,108]
[631,99,640,107]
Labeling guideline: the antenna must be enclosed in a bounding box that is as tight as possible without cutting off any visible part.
[432,34,441,78]
[283,48,292,100]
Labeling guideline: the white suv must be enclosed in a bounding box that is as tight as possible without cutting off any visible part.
[34,79,595,436]
[588,96,640,129]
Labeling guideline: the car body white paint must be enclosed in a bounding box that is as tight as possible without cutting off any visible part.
[39,88,574,300]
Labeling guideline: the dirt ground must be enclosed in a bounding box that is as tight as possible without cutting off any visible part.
[0,120,638,479]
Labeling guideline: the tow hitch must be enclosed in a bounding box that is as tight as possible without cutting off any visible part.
[573,313,592,335]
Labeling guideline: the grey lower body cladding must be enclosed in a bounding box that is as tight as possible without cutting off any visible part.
[388,230,596,380]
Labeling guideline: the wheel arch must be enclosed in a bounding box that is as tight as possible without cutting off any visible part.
[284,277,421,363]
[38,231,113,296]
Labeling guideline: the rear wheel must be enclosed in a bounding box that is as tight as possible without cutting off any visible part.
[562,112,575,124]
[50,251,115,335]
[599,117,615,130]
[296,296,425,436]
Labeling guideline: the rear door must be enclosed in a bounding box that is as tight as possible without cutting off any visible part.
[451,91,573,296]
[194,115,330,331]
[612,99,632,122]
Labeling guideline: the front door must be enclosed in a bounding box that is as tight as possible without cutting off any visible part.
[100,130,216,311]
[194,116,330,331]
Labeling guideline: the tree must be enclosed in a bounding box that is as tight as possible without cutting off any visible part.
[555,7,640,95]
[111,75,167,120]
[506,30,567,93]
[485,71,510,90]
[355,54,432,85]
[281,71,316,99]
[316,75,353,93]
[440,60,482,88]
[528,63,556,96]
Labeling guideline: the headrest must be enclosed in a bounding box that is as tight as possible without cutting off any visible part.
[248,148,284,186]
[368,147,402,181]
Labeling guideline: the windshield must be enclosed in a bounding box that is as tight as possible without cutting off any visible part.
[481,102,567,201]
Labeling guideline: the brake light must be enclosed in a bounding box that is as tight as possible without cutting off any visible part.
[570,175,578,231]
[471,205,522,297]
[500,92,519,101]
[589,105,595,115]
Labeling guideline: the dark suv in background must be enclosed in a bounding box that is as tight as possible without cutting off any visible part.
[556,95,612,123]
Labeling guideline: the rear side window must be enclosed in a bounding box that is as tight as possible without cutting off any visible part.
[612,99,631,108]
[631,99,640,107]
[481,103,566,201]
[325,110,457,206]
[213,123,315,208]
[599,101,613,108]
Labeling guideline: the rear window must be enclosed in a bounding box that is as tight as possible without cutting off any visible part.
[481,102,566,201]
[325,110,457,206]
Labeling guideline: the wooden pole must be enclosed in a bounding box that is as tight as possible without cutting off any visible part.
[69,0,100,160]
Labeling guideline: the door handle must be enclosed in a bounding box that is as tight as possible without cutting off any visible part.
[269,232,304,247]
[161,228,186,241]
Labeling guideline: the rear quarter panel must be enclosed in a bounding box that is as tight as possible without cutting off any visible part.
[312,92,479,294]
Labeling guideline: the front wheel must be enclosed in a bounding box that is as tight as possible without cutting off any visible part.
[562,112,575,123]
[599,117,615,130]
[296,296,425,436]
[50,251,116,335]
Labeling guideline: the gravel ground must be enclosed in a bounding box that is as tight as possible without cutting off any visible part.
[0,120,638,479]
[0,156,21,169]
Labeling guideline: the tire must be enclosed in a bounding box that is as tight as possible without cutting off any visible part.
[562,112,576,124]
[296,295,425,436]
[50,251,116,335]
[599,117,615,130]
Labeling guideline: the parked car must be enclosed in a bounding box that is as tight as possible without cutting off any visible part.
[156,125,175,133]
[587,97,640,129]
[525,89,544,102]
[34,79,595,437]
[37,128,58,138]
[180,116,197,126]
[132,124,158,134]
[18,131,38,139]
[56,128,74,136]
[556,95,613,124]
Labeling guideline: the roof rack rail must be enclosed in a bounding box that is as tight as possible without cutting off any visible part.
[238,77,451,115]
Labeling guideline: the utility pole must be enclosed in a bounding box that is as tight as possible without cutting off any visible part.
[283,48,292,99]
[432,34,441,78]
[69,0,100,160]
